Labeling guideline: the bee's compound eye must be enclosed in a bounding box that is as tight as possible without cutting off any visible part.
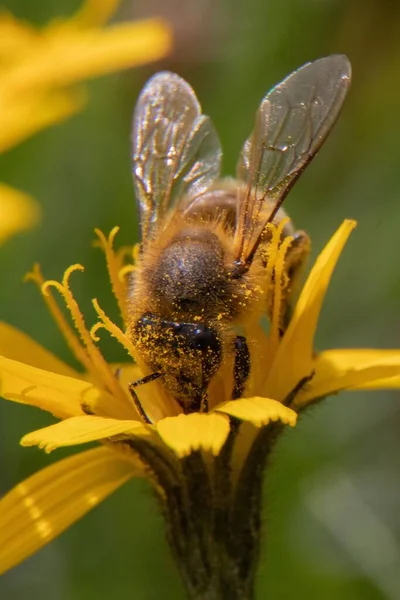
[191,326,221,354]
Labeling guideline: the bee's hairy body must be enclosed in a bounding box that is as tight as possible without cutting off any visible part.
[128,57,351,418]
[128,179,305,413]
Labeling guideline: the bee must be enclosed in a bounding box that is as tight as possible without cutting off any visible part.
[127,55,351,420]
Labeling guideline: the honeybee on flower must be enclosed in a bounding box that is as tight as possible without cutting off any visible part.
[128,55,351,418]
[1,51,400,600]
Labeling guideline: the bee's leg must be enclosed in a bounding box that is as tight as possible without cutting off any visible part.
[186,381,209,413]
[200,391,209,413]
[232,335,251,399]
[128,372,161,424]
[280,230,311,333]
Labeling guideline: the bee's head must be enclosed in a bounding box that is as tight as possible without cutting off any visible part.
[132,313,222,413]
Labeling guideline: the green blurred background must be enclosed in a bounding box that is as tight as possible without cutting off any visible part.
[1,0,400,598]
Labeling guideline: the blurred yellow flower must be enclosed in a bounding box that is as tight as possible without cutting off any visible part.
[0,220,399,587]
[0,0,172,243]
[0,184,40,244]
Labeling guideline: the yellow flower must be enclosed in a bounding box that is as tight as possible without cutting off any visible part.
[0,0,172,243]
[0,184,40,245]
[0,220,400,594]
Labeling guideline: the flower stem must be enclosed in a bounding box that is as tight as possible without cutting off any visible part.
[170,450,258,600]
[125,420,285,600]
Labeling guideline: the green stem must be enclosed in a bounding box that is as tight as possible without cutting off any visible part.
[124,419,286,600]
[176,449,257,600]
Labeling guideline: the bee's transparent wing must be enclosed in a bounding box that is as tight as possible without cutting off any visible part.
[132,72,222,244]
[234,55,351,267]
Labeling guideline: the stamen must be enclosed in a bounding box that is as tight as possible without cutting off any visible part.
[263,224,279,291]
[25,264,93,374]
[91,298,140,363]
[118,243,140,281]
[90,322,104,342]
[132,243,140,264]
[269,235,293,350]
[119,264,135,281]
[94,227,129,326]
[257,220,294,381]
[91,298,155,418]
[42,265,128,403]
[263,219,288,300]
[117,244,136,265]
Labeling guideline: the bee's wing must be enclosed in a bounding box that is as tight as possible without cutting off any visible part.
[234,55,351,267]
[132,72,222,244]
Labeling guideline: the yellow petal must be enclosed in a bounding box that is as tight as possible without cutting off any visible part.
[72,0,120,28]
[217,396,297,427]
[0,12,37,59]
[355,376,400,390]
[21,415,150,452]
[0,90,84,153]
[111,363,143,387]
[0,322,77,378]
[2,19,172,96]
[297,348,400,408]
[0,446,138,576]
[0,184,39,243]
[266,220,357,401]
[156,413,230,457]
[0,356,107,419]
